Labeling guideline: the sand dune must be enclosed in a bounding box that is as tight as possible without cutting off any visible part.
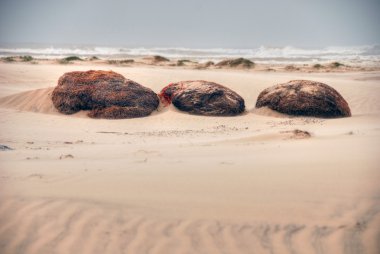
[0,87,57,114]
[0,63,379,254]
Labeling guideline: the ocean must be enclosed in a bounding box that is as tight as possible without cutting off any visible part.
[1,44,379,66]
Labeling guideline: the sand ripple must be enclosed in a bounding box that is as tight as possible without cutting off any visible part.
[0,197,379,254]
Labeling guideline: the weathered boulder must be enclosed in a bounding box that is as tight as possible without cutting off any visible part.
[52,70,159,119]
[160,80,245,116]
[255,80,351,118]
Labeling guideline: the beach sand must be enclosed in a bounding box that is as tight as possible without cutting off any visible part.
[0,62,379,254]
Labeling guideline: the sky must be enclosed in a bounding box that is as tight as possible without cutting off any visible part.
[0,0,379,48]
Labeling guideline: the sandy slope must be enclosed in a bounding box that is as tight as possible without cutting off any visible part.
[0,63,379,254]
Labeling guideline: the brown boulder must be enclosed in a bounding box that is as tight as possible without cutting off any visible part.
[52,70,159,119]
[255,80,351,118]
[160,80,245,116]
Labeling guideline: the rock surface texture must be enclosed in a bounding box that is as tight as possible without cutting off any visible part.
[160,80,245,116]
[255,80,351,118]
[52,70,159,119]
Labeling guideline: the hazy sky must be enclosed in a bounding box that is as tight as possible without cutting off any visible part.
[0,0,379,48]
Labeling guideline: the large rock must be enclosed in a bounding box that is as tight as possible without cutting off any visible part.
[160,80,245,116]
[52,70,159,119]
[255,80,351,118]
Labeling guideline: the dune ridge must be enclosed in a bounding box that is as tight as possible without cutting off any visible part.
[0,87,57,114]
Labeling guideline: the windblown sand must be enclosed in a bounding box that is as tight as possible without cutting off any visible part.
[0,63,379,254]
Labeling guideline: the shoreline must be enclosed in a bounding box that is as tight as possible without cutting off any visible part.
[2,55,380,73]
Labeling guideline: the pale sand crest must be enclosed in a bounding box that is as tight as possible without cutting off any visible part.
[0,63,379,254]
[0,87,56,114]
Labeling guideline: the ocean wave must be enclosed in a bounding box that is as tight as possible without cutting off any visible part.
[0,45,379,64]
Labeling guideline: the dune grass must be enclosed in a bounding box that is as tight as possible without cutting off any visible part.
[330,62,344,68]
[107,59,134,65]
[216,58,255,68]
[20,55,33,62]
[153,55,170,62]
[58,56,83,64]
[2,56,15,62]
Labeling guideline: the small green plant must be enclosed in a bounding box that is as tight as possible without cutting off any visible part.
[2,56,15,62]
[64,56,83,61]
[107,59,134,65]
[176,60,187,66]
[176,60,196,66]
[58,59,69,64]
[89,56,99,61]
[285,65,296,70]
[217,58,254,68]
[153,55,169,62]
[313,63,323,69]
[195,61,215,69]
[58,56,83,64]
[119,59,134,64]
[20,55,33,62]
[330,62,344,68]
[230,58,254,68]
[204,61,214,67]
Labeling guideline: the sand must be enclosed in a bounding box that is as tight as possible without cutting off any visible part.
[0,62,379,254]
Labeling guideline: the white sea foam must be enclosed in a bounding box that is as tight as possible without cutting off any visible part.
[1,45,379,65]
